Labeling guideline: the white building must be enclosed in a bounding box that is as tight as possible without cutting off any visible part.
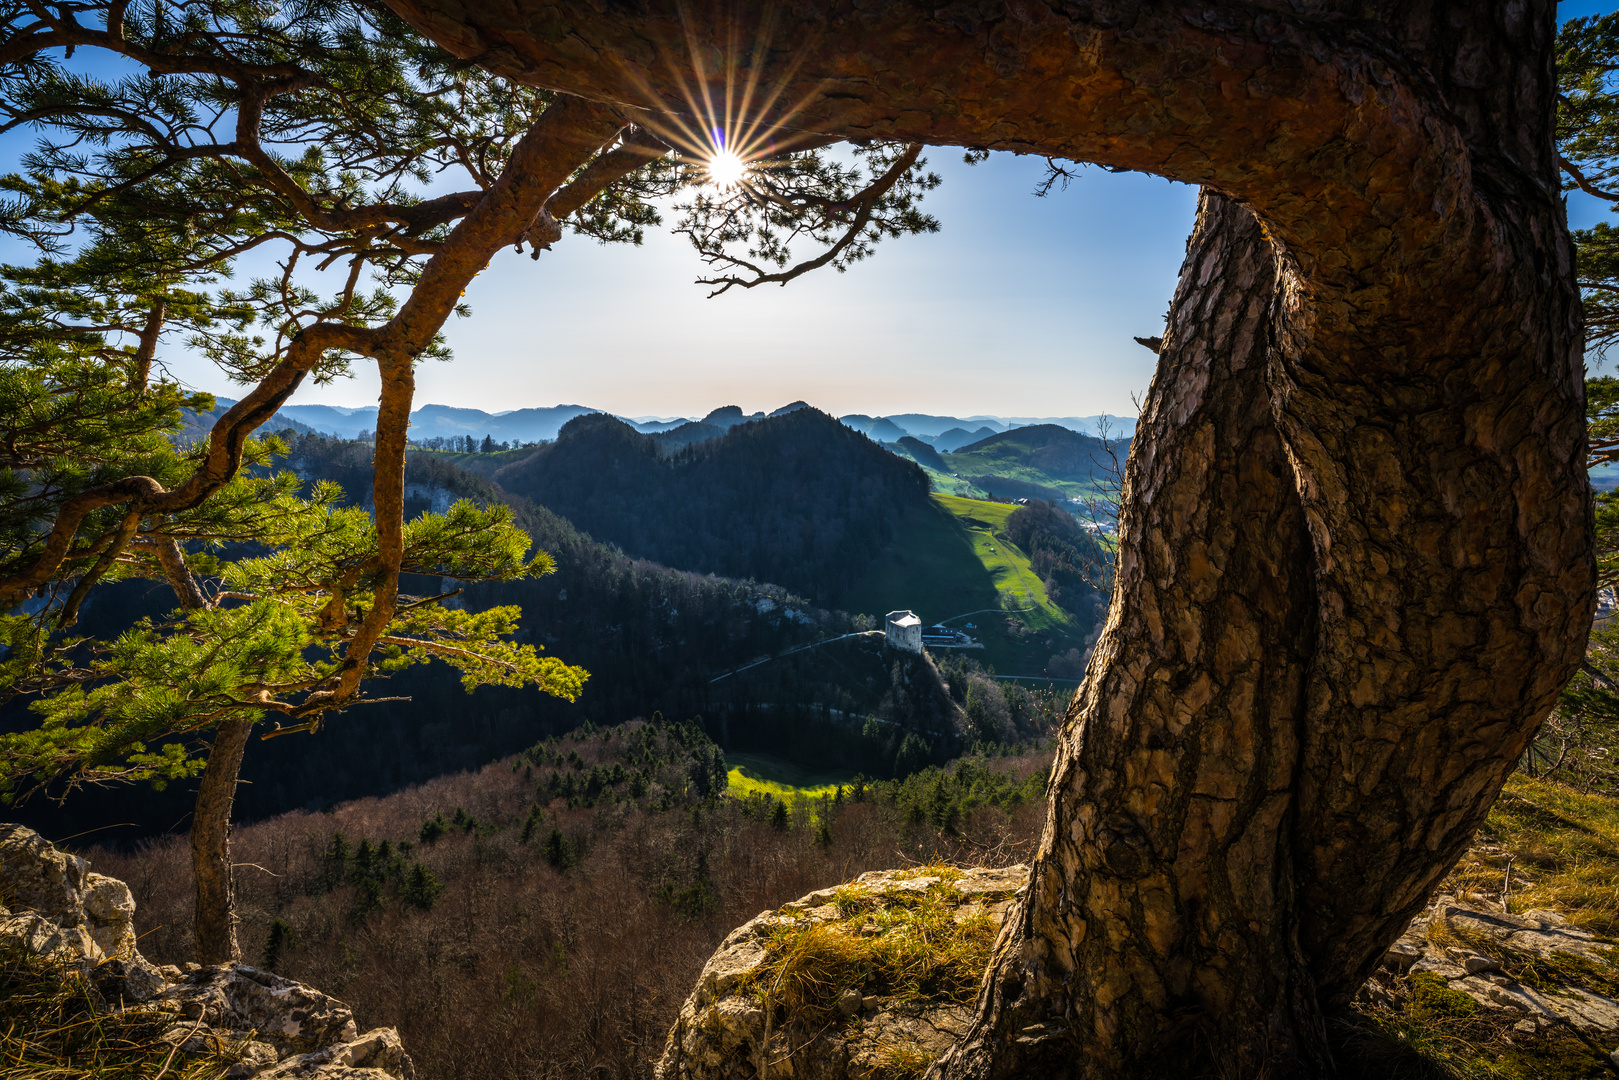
[885,610,922,654]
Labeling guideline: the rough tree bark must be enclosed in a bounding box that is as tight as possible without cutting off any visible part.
[928,191,1329,1075]
[151,531,246,965]
[378,2,1592,1075]
[191,717,250,965]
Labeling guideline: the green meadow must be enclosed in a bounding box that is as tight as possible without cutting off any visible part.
[725,751,856,799]
[836,493,1084,672]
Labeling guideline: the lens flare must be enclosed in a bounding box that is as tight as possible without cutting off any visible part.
[708,148,748,188]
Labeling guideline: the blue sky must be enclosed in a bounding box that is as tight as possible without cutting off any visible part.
[302,0,1619,419]
[5,5,1614,420]
[416,157,1196,420]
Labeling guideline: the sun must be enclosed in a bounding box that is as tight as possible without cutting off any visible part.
[707,148,748,188]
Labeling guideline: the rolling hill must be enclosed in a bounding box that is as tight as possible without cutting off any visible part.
[492,407,932,604]
[952,424,1119,480]
[933,423,1128,502]
[836,493,1104,672]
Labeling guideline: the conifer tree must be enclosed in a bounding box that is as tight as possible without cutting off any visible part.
[399,4,1597,1072]
[0,0,938,963]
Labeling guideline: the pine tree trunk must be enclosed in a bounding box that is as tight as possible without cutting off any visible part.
[926,191,1328,1077]
[381,0,1593,1074]
[154,532,249,967]
[192,716,250,965]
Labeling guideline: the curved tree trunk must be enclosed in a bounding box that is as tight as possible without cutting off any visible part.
[930,191,1326,1077]
[382,0,1593,1075]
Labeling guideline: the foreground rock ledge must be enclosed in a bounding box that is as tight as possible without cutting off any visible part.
[1378,892,1619,1037]
[0,823,414,1080]
[661,863,1619,1080]
[656,864,1029,1080]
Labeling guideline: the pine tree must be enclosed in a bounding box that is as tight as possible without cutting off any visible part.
[320,833,351,893]
[402,863,443,911]
[541,828,577,870]
[260,918,292,972]
[519,803,544,844]
[419,813,448,845]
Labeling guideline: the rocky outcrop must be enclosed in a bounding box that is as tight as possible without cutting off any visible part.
[0,822,140,963]
[0,824,413,1080]
[1379,894,1619,1036]
[657,865,1028,1080]
[662,862,1619,1080]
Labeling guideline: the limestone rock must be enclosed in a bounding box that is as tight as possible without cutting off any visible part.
[93,956,169,1004]
[163,964,359,1057]
[1380,900,1619,1034]
[0,824,137,963]
[257,1026,415,1080]
[82,872,139,958]
[0,823,415,1080]
[656,864,1028,1080]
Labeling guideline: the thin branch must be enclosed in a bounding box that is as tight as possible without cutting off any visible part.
[697,143,924,296]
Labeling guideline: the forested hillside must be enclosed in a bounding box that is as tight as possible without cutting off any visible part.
[6,433,1012,843]
[86,720,1053,1080]
[493,408,931,604]
[3,435,860,839]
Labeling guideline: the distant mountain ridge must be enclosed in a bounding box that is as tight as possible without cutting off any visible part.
[220,396,1135,445]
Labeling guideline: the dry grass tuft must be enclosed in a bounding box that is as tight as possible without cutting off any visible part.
[1335,1004,1585,1080]
[1335,774,1619,1079]
[751,876,998,1027]
[0,940,241,1080]
[865,1039,935,1080]
[1462,777,1619,933]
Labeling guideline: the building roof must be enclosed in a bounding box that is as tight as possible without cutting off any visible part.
[886,610,921,628]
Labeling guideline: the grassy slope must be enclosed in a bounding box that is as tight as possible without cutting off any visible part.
[1454,774,1619,933]
[891,444,1104,502]
[411,446,534,478]
[836,493,1084,672]
[909,459,994,500]
[725,751,856,799]
[937,439,1117,501]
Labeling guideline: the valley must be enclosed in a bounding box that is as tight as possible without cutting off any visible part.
[3,9,1602,1079]
[5,402,1103,845]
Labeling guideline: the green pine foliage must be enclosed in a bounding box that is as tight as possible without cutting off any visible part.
[403,863,445,911]
[419,813,448,845]
[541,828,578,870]
[519,803,545,844]
[261,918,292,972]
[0,0,945,813]
[1559,14,1619,361]
[1539,16,1619,793]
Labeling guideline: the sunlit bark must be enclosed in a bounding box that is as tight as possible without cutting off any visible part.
[381,1,1595,1073]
